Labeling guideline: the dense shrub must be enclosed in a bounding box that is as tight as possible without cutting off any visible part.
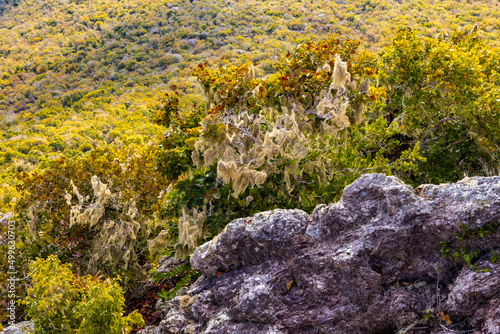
[14,144,169,281]
[154,35,421,257]
[380,28,500,183]
[21,255,144,334]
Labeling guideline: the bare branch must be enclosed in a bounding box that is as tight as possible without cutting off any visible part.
[420,117,463,148]
[438,324,479,333]
[13,268,37,281]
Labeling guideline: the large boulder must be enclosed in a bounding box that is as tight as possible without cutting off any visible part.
[156,174,500,333]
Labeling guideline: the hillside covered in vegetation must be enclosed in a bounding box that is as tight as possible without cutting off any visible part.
[1,0,500,201]
[1,0,500,332]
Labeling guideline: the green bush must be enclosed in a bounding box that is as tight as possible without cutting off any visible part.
[15,145,169,280]
[21,255,144,334]
[380,28,500,183]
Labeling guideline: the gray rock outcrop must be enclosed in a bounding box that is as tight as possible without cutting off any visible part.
[0,321,33,334]
[155,174,500,333]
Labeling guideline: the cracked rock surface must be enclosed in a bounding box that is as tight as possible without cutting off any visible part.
[154,174,500,333]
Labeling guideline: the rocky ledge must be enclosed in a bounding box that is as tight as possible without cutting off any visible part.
[164,175,500,332]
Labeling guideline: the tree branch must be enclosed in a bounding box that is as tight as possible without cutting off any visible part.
[419,117,463,148]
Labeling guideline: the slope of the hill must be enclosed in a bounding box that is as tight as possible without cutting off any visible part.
[1,0,500,209]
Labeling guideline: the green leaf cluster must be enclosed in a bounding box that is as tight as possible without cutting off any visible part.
[381,29,500,183]
[440,222,500,271]
[21,255,144,334]
[155,264,199,302]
